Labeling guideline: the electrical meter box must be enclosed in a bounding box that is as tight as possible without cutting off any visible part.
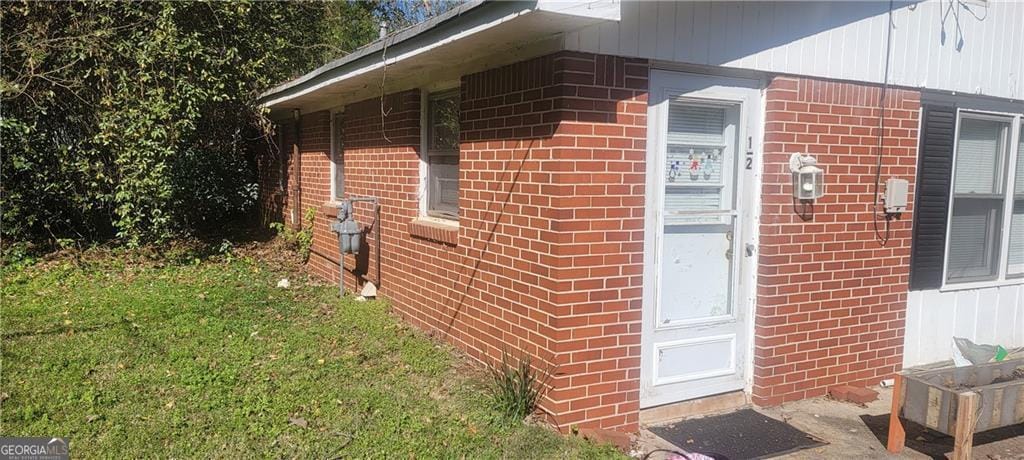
[884,178,909,213]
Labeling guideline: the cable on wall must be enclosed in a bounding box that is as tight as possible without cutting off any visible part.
[871,0,896,247]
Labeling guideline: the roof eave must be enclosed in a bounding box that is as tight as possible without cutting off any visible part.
[258,0,621,114]
[259,0,492,104]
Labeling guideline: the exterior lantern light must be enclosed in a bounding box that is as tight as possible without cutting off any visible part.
[789,153,824,200]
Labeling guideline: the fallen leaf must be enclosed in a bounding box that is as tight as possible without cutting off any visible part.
[289,417,308,428]
[86,414,100,423]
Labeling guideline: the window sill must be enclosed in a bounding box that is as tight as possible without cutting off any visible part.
[319,201,344,216]
[408,217,458,246]
[939,277,1024,292]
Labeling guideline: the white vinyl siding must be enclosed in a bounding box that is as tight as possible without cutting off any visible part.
[424,90,460,219]
[562,1,1024,101]
[904,285,1024,367]
[945,111,1024,285]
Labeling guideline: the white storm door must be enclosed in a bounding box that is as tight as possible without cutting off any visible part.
[641,71,760,408]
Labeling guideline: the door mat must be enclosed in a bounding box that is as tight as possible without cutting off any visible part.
[648,409,826,459]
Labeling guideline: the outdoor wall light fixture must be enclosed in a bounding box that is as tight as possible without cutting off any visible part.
[789,153,825,201]
[789,153,823,221]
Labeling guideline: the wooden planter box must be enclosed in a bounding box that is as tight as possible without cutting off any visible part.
[887,358,1024,459]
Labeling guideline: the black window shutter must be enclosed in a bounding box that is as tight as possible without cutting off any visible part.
[909,105,956,290]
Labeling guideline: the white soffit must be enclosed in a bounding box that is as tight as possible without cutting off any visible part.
[260,1,620,117]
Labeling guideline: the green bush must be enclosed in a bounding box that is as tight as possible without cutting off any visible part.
[487,351,551,423]
[0,1,396,246]
[269,207,316,262]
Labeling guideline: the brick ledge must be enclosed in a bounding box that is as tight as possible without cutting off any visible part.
[408,218,458,246]
[318,201,342,216]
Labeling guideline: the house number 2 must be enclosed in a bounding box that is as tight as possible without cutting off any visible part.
[744,137,754,170]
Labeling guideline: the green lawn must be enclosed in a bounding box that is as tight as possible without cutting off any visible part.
[1,246,622,458]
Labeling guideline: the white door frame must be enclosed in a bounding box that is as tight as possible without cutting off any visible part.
[640,68,764,408]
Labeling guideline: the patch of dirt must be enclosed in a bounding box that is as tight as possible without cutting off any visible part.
[10,226,307,277]
[231,236,307,274]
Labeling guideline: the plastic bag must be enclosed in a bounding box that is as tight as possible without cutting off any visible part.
[952,337,1001,366]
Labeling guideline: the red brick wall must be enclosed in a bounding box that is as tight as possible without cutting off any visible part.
[307,90,420,295]
[261,66,926,427]
[266,51,649,431]
[296,111,333,227]
[754,76,920,405]
[541,53,648,430]
[256,113,332,229]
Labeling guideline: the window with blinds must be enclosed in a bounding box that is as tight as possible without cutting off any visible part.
[664,102,729,225]
[331,112,344,200]
[1008,125,1024,277]
[946,113,1022,284]
[425,90,460,219]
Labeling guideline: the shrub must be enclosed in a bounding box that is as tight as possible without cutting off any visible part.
[487,351,551,423]
[269,207,316,262]
[0,1,392,246]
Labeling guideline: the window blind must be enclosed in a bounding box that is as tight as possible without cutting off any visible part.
[426,91,460,219]
[1008,127,1024,276]
[664,102,728,225]
[1009,202,1024,276]
[947,200,1002,280]
[667,103,725,146]
[947,117,1009,283]
[332,114,344,199]
[428,155,459,218]
[953,118,1006,195]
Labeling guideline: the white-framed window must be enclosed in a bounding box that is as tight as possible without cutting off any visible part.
[330,111,344,201]
[944,110,1024,285]
[1008,122,1024,277]
[422,89,460,220]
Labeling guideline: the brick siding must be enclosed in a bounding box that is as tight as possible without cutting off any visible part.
[256,61,924,429]
[754,76,920,405]
[537,53,648,430]
[261,51,649,432]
